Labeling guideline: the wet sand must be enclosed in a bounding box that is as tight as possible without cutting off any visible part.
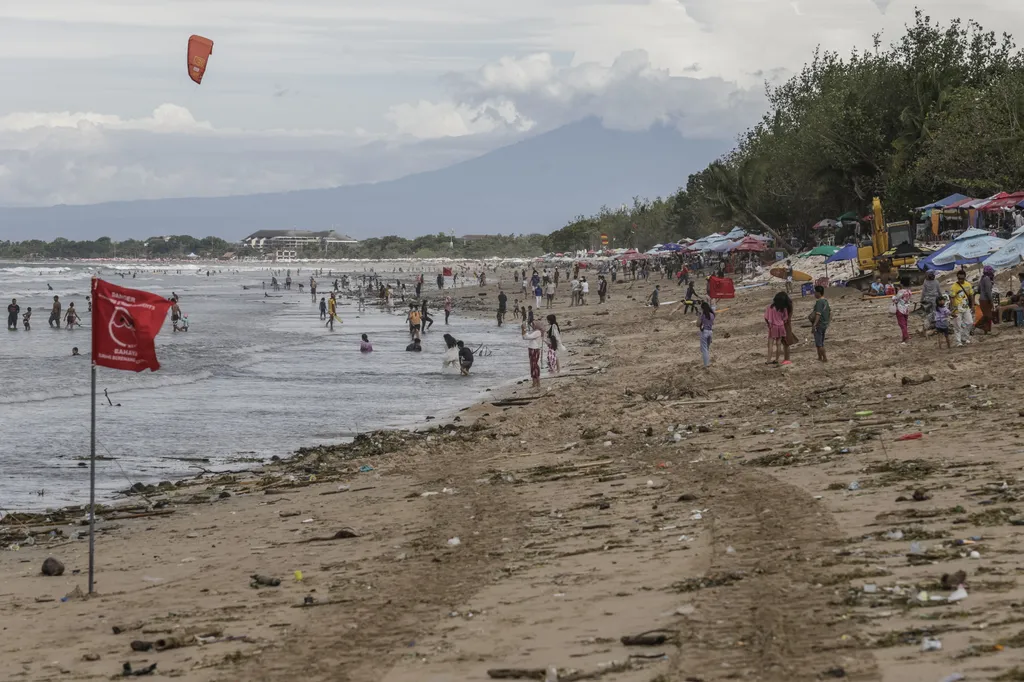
[2,272,1023,682]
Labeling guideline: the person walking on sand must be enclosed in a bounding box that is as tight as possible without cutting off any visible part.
[598,275,608,304]
[648,285,660,308]
[444,295,453,325]
[764,292,789,365]
[49,295,61,329]
[533,282,543,310]
[950,270,975,347]
[892,277,913,345]
[698,301,715,368]
[976,265,996,334]
[522,321,544,389]
[934,295,952,349]
[497,289,508,326]
[546,314,565,375]
[319,297,327,320]
[7,298,19,330]
[810,285,830,362]
[785,260,794,294]
[545,279,555,308]
[580,277,589,305]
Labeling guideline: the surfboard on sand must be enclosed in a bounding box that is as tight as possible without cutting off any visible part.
[770,267,812,282]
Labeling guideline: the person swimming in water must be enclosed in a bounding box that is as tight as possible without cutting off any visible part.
[71,347,80,356]
[406,337,422,352]
[361,333,373,352]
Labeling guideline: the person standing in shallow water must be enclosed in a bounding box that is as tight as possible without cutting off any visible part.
[49,295,61,328]
[7,298,19,330]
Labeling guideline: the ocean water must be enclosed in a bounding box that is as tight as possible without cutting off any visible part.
[0,262,523,511]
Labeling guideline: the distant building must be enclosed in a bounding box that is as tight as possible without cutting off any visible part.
[241,229,358,250]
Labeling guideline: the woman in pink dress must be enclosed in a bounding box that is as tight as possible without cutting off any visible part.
[764,292,790,365]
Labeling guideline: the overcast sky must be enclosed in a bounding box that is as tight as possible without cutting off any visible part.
[0,0,1010,206]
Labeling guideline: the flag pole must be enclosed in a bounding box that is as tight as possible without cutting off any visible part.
[88,362,96,594]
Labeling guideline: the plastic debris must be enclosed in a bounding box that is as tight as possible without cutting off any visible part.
[294,570,303,582]
[885,530,904,541]
[848,481,861,491]
[359,464,374,473]
[855,410,873,417]
[689,512,703,520]
[447,537,461,547]
[545,666,559,682]
[969,551,981,559]
[939,674,965,682]
[897,432,923,441]
[948,586,968,602]
[863,584,878,594]
[910,542,926,555]
[920,637,942,652]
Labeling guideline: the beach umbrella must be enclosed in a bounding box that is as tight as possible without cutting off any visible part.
[824,244,859,263]
[931,234,1007,266]
[812,219,840,230]
[724,227,746,240]
[710,239,738,253]
[984,232,1024,269]
[806,245,839,257]
[731,236,768,253]
[659,242,684,252]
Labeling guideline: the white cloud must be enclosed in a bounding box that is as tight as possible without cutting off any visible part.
[3,0,1024,207]
[387,50,765,140]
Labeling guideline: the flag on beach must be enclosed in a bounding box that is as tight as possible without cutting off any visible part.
[91,278,173,372]
[442,267,453,277]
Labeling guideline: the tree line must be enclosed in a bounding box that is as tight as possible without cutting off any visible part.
[548,11,1024,253]
[4,13,1017,261]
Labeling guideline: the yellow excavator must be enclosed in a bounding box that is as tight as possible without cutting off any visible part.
[849,197,922,288]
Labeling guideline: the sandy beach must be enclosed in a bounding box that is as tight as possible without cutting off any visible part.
[3,270,1024,682]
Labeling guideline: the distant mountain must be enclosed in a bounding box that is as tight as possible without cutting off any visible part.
[0,118,729,242]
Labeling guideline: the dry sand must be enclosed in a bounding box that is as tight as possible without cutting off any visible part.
[3,271,1024,682]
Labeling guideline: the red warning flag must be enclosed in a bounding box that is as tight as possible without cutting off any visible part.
[442,267,453,277]
[91,279,173,372]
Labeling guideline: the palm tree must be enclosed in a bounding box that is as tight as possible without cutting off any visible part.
[703,160,797,253]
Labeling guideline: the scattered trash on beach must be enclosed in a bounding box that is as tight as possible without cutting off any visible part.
[41,557,64,576]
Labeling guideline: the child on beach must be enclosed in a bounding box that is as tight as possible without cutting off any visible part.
[764,292,790,365]
[527,306,534,326]
[933,296,952,349]
[698,301,715,368]
[513,299,520,320]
